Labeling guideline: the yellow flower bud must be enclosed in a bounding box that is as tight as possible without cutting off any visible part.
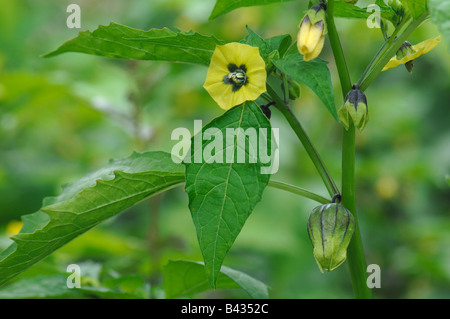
[297,4,327,62]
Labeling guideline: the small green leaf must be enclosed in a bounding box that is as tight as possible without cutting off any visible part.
[400,0,428,19]
[333,1,396,23]
[0,152,184,287]
[265,34,293,58]
[163,260,269,299]
[272,53,337,120]
[242,27,292,75]
[429,0,450,51]
[242,26,271,62]
[184,101,272,288]
[44,22,224,65]
[209,0,296,20]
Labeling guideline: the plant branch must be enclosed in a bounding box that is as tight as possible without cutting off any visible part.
[267,84,340,198]
[326,0,373,299]
[359,12,428,91]
[268,180,331,204]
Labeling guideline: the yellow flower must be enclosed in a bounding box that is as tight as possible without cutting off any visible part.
[297,4,327,62]
[382,36,441,72]
[6,220,23,236]
[203,42,267,110]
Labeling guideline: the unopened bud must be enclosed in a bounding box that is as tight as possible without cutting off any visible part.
[281,77,301,100]
[388,0,405,25]
[338,85,369,131]
[297,4,327,62]
[396,41,416,73]
[396,41,416,60]
[307,203,356,272]
[405,60,414,74]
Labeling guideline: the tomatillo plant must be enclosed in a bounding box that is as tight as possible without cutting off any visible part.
[0,0,447,299]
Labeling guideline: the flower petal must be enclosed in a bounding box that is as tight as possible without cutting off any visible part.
[203,42,267,110]
[382,36,441,72]
[303,34,325,62]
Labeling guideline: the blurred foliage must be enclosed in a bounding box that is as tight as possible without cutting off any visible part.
[0,0,449,298]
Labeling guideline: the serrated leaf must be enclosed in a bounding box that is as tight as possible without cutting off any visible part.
[272,53,337,120]
[44,22,224,65]
[429,0,450,51]
[183,102,272,288]
[0,152,184,287]
[209,0,296,20]
[163,260,269,299]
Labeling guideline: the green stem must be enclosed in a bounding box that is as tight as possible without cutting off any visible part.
[325,0,352,94]
[359,13,428,91]
[357,16,410,88]
[326,0,372,299]
[341,125,372,298]
[267,84,340,198]
[281,73,290,104]
[268,180,331,204]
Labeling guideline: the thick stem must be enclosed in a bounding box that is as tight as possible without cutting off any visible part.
[326,0,373,299]
[341,125,372,298]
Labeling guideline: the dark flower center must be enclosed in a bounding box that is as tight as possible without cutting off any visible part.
[223,64,248,91]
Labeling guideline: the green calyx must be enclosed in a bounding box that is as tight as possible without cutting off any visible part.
[343,0,359,4]
[396,41,416,60]
[307,203,356,273]
[338,86,369,131]
[302,3,328,36]
[388,0,405,25]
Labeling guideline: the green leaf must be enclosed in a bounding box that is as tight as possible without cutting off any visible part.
[429,0,450,51]
[0,274,149,299]
[209,0,296,20]
[400,0,428,19]
[0,275,79,299]
[183,101,272,287]
[333,1,396,23]
[272,53,337,120]
[334,1,372,19]
[44,22,224,65]
[243,26,292,62]
[0,151,184,287]
[265,34,293,58]
[242,26,271,61]
[163,260,269,299]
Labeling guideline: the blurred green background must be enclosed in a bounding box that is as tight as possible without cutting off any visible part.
[0,0,449,298]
